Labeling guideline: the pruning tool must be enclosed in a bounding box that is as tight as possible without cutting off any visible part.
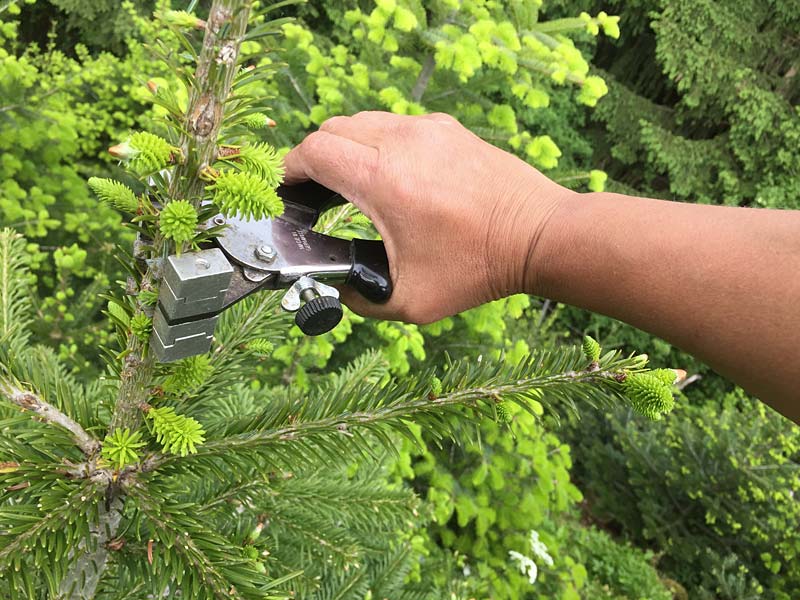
[150,181,392,363]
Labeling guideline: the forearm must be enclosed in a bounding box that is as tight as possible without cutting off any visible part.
[283,112,800,422]
[528,190,800,422]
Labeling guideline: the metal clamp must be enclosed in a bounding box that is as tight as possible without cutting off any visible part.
[151,248,233,362]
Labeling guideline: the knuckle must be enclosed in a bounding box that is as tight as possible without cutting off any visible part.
[353,110,382,120]
[427,112,458,125]
[408,119,449,147]
[405,118,434,140]
[319,115,347,132]
[301,130,325,151]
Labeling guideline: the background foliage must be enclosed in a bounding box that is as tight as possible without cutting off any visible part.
[1,0,797,598]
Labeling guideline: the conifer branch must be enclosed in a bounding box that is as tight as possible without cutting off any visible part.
[0,479,103,575]
[146,354,641,471]
[127,486,237,598]
[411,54,436,102]
[0,380,100,456]
[193,478,267,513]
[126,484,294,600]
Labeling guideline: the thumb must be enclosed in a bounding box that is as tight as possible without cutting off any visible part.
[283,131,379,218]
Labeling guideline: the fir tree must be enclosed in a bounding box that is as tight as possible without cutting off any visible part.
[0,2,675,598]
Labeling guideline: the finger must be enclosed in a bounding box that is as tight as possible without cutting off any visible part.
[283,131,378,208]
[337,285,401,322]
[319,111,407,146]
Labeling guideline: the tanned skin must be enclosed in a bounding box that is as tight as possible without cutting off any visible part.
[284,111,800,424]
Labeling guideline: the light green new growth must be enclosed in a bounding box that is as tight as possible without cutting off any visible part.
[130,313,152,341]
[159,9,203,28]
[209,170,284,221]
[245,339,274,357]
[236,143,285,187]
[106,299,130,327]
[0,229,30,341]
[622,372,675,420]
[582,335,602,363]
[393,7,418,32]
[588,169,608,192]
[650,368,679,387]
[53,244,87,272]
[577,75,609,107]
[429,376,443,397]
[495,401,511,423]
[242,113,270,128]
[162,354,214,394]
[138,289,159,306]
[159,199,198,244]
[112,131,174,174]
[526,135,562,169]
[101,428,146,470]
[128,131,173,173]
[488,104,519,134]
[579,11,621,39]
[146,406,206,456]
[595,11,620,39]
[87,177,138,214]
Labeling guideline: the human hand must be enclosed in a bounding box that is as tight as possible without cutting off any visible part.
[284,111,572,323]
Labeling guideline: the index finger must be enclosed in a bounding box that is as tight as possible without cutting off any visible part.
[283,130,378,210]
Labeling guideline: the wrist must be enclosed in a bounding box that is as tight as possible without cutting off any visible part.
[519,186,583,298]
[483,168,578,301]
[511,178,580,300]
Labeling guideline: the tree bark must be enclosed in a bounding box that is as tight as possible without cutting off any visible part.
[56,497,123,600]
[170,0,253,207]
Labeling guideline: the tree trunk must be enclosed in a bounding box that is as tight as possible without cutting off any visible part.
[65,2,252,596]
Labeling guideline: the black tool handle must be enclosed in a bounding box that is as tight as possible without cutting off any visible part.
[347,239,392,303]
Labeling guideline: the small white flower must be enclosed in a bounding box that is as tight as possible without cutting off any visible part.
[529,530,554,567]
[509,550,538,584]
[508,529,553,585]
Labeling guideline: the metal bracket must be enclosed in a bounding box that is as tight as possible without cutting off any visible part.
[215,213,352,286]
[152,310,220,363]
[280,276,340,312]
[150,248,234,362]
[159,249,234,320]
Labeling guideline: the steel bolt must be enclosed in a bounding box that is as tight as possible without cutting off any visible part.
[213,216,226,226]
[255,245,277,263]
[195,258,211,270]
[300,287,319,303]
